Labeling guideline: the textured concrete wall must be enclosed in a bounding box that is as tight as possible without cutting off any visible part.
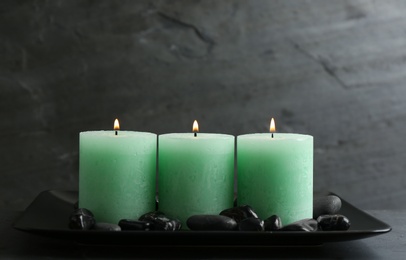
[1,0,406,210]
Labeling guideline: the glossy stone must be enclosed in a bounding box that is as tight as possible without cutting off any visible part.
[139,211,182,231]
[93,222,121,231]
[280,218,318,231]
[317,214,351,231]
[118,219,153,231]
[264,215,282,231]
[68,208,96,230]
[238,217,265,231]
[313,195,342,219]
[186,215,237,231]
[220,205,259,223]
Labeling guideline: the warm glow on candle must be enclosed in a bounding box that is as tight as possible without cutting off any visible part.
[114,119,120,131]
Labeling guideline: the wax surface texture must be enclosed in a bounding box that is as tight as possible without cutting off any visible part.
[237,133,313,225]
[158,133,234,228]
[79,131,156,223]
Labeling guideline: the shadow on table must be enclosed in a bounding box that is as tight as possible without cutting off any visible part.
[6,235,379,259]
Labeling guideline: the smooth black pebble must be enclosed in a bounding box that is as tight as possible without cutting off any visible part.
[313,195,342,219]
[139,211,182,231]
[187,215,237,231]
[280,218,318,232]
[238,218,265,231]
[68,208,96,230]
[317,214,351,231]
[118,219,152,231]
[93,222,121,231]
[220,205,259,223]
[264,215,282,231]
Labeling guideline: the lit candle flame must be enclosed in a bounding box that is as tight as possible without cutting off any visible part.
[114,119,120,131]
[193,120,199,133]
[270,118,275,137]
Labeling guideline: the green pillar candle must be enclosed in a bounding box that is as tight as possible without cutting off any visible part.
[237,131,313,225]
[79,123,157,223]
[158,128,234,228]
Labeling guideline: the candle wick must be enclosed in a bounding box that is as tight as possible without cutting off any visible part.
[272,133,274,138]
[115,130,118,136]
[194,132,197,137]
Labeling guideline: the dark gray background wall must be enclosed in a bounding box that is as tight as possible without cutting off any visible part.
[1,0,405,211]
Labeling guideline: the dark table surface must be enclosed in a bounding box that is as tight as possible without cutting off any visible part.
[1,209,404,259]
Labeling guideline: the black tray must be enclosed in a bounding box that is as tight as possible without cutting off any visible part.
[13,190,391,246]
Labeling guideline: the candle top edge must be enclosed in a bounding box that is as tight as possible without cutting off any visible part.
[159,133,234,139]
[80,130,156,136]
[237,133,313,141]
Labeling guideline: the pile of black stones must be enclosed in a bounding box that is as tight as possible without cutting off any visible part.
[69,194,350,232]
